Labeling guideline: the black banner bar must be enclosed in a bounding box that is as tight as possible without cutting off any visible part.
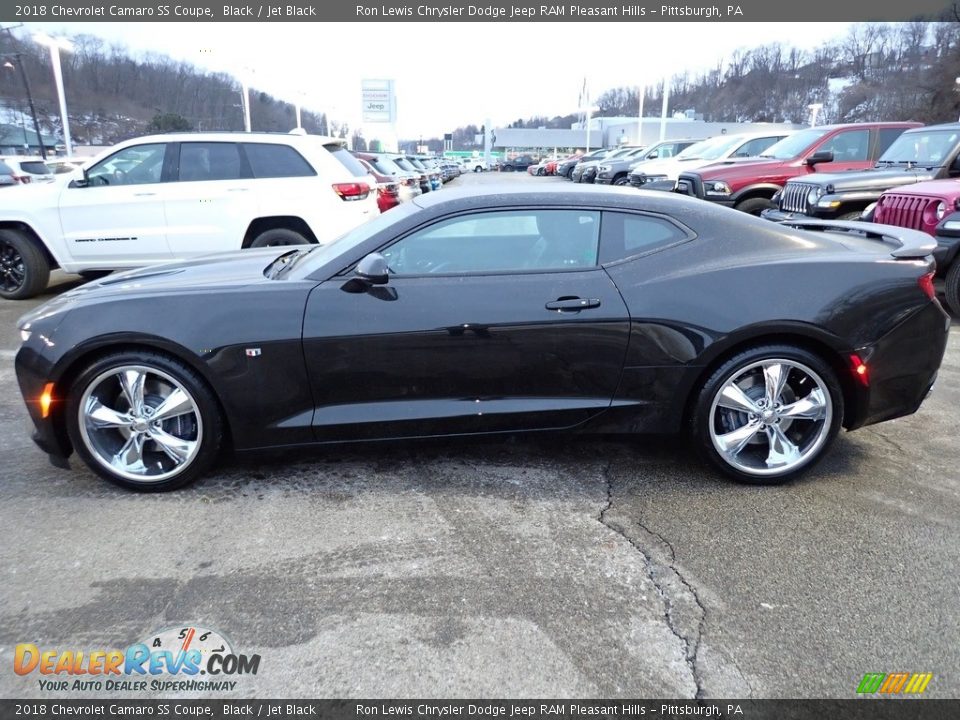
[2,0,959,22]
[1,700,959,720]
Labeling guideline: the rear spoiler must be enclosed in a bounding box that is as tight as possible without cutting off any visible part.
[777,218,936,259]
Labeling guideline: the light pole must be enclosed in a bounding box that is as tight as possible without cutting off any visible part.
[636,83,645,146]
[659,78,670,141]
[1,53,46,159]
[807,103,824,128]
[33,33,73,155]
[955,77,960,122]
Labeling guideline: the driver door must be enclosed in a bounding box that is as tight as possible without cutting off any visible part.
[58,142,172,265]
[301,208,631,441]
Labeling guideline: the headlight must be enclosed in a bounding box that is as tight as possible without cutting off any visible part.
[936,201,946,221]
[807,188,823,205]
[20,327,31,343]
[706,181,731,195]
[597,165,610,173]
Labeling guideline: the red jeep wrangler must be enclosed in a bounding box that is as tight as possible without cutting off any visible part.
[674,122,922,215]
[874,177,960,315]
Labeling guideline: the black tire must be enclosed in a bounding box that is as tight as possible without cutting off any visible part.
[474,166,482,173]
[503,165,514,172]
[0,229,50,300]
[735,197,777,216]
[944,260,960,317]
[690,344,844,485]
[79,270,112,281]
[613,175,630,186]
[836,211,864,221]
[565,167,574,180]
[66,351,224,492]
[248,227,310,248]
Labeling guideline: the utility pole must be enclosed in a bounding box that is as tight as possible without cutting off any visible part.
[1,53,46,158]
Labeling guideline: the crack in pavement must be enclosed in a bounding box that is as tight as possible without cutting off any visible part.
[597,462,706,699]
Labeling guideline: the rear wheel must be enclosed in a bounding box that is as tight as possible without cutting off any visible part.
[944,261,960,317]
[690,345,843,484]
[248,227,310,248]
[0,229,49,300]
[67,352,224,492]
[735,197,776,216]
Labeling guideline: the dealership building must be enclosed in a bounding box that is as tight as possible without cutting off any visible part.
[491,116,805,154]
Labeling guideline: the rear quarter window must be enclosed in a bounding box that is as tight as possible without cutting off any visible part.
[244,143,316,178]
[599,211,691,264]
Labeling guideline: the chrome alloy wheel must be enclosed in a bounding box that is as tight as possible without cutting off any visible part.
[78,365,203,483]
[708,359,832,477]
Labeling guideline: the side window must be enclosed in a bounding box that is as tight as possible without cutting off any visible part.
[878,128,906,156]
[383,210,600,275]
[178,143,243,182]
[244,143,316,178]
[599,212,689,264]
[85,144,167,187]
[820,129,870,162]
[735,137,779,158]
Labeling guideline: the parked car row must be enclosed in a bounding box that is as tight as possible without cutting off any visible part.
[351,152,461,213]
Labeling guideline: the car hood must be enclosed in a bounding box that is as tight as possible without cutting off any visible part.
[795,166,941,192]
[878,177,960,201]
[629,156,721,177]
[691,157,788,181]
[29,248,296,318]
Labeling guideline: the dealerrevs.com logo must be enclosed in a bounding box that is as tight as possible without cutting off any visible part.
[14,625,260,692]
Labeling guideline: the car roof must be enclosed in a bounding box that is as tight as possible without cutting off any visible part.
[118,131,347,145]
[410,182,708,214]
[902,122,960,133]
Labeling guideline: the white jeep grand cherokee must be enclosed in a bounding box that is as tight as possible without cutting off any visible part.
[0,132,379,299]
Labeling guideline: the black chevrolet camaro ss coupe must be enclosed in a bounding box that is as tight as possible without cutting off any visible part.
[15,186,950,491]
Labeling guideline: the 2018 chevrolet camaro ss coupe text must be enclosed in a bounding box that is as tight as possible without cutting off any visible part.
[15,186,950,491]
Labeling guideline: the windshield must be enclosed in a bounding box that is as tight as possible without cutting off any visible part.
[371,156,404,175]
[759,128,830,160]
[675,135,740,160]
[292,202,424,278]
[878,129,959,166]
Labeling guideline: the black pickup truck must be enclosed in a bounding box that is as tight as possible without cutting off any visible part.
[762,123,960,222]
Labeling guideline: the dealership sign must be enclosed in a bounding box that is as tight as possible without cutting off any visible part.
[361,79,396,123]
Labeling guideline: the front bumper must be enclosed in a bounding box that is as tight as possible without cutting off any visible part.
[15,345,73,461]
[934,212,960,274]
[761,208,806,222]
[594,177,613,185]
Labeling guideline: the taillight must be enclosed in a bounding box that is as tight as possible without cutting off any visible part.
[848,354,870,387]
[14,175,30,184]
[918,272,936,301]
[332,182,370,201]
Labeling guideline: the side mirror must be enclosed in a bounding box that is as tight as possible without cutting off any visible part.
[647,151,659,159]
[69,168,90,188]
[805,150,834,167]
[950,156,960,176]
[356,252,389,285]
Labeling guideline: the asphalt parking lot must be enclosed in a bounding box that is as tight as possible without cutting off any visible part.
[1,170,958,699]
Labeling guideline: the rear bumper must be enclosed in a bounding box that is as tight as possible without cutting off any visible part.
[761,208,804,222]
[850,301,951,430]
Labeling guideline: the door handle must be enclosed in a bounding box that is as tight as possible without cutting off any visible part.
[134,192,156,197]
[545,297,601,311]
[227,188,249,192]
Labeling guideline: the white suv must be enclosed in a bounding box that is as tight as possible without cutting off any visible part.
[0,132,379,299]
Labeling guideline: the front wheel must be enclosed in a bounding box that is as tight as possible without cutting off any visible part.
[0,229,50,300]
[690,345,843,484]
[613,175,630,186]
[735,197,776,216]
[944,261,960,317]
[66,352,224,491]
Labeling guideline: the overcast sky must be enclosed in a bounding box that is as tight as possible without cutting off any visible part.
[24,21,853,137]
